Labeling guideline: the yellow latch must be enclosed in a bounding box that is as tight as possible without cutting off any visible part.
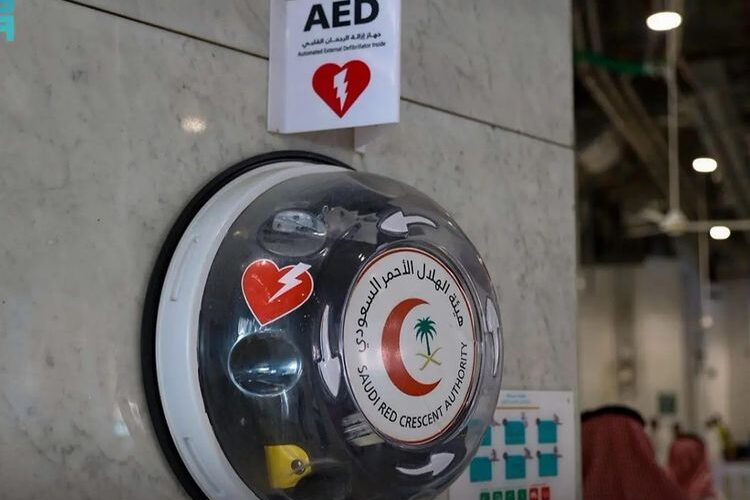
[264,444,312,489]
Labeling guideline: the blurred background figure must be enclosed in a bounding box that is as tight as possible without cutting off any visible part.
[704,417,724,464]
[582,406,684,500]
[669,434,718,500]
[650,417,674,466]
[705,415,736,462]
[673,423,683,439]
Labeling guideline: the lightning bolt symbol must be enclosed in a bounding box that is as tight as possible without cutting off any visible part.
[270,263,311,301]
[333,68,349,111]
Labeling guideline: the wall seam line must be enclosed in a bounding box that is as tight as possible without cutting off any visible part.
[400,97,573,150]
[60,0,270,61]
[59,0,575,151]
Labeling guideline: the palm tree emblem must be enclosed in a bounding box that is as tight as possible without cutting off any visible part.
[414,317,441,370]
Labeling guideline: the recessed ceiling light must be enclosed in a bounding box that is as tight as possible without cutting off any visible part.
[692,157,717,173]
[646,11,682,31]
[709,225,731,240]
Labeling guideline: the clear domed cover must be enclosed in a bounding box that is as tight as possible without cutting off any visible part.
[149,156,502,500]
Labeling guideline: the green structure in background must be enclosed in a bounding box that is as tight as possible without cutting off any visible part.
[574,51,661,77]
[658,392,677,415]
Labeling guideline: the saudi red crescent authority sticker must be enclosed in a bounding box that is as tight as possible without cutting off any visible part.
[343,247,478,445]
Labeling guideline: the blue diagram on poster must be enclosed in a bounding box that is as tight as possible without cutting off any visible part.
[504,419,527,445]
[481,427,493,447]
[537,418,559,444]
[471,456,493,483]
[537,448,561,477]
[504,453,528,480]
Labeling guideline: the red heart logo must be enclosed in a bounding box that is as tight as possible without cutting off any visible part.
[312,60,371,118]
[241,259,314,327]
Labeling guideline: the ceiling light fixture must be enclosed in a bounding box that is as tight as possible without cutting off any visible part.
[709,225,731,240]
[692,157,717,173]
[646,11,682,32]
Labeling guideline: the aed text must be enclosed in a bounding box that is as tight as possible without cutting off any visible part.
[304,0,379,32]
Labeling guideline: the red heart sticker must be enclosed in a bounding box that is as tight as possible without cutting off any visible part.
[312,60,371,118]
[241,259,314,327]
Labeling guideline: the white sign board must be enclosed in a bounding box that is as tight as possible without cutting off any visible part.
[268,0,401,134]
[449,390,577,500]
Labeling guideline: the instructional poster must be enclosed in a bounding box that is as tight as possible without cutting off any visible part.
[449,390,576,500]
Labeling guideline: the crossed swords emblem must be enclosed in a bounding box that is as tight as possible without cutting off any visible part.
[416,347,443,370]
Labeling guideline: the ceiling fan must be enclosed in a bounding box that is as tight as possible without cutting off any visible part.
[628,207,750,239]
[625,23,750,333]
[626,29,750,241]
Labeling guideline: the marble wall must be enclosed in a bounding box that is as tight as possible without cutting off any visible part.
[0,0,574,498]
[71,0,573,146]
[578,261,690,424]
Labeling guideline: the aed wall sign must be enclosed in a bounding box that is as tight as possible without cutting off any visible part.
[268,0,401,133]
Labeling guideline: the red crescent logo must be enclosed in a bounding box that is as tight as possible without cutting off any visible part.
[382,298,441,396]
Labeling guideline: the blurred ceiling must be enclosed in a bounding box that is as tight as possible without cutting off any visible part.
[575,0,750,280]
